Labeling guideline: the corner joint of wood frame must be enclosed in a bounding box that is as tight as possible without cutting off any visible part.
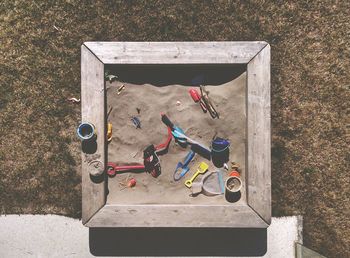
[82,43,104,64]
[248,203,271,225]
[247,42,270,64]
[82,204,104,226]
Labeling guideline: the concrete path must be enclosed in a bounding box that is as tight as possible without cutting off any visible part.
[0,215,302,258]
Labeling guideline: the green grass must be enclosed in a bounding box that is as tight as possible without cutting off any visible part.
[0,1,349,257]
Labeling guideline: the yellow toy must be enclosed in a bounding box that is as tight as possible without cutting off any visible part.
[185,162,209,188]
[107,123,112,142]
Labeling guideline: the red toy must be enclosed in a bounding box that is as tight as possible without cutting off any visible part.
[189,89,207,113]
[107,124,172,178]
[127,178,136,188]
[107,163,145,177]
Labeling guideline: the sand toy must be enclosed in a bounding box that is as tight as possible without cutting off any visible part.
[189,88,207,113]
[200,85,219,119]
[161,113,211,159]
[131,116,141,129]
[211,137,230,168]
[225,175,242,193]
[116,84,125,94]
[173,150,195,181]
[143,119,173,177]
[77,122,96,141]
[107,163,145,177]
[107,125,172,178]
[191,170,225,196]
[161,113,186,145]
[107,123,113,142]
[185,162,209,188]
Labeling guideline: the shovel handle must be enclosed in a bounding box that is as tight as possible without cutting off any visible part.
[161,113,174,130]
[191,144,211,160]
[183,150,195,166]
[199,100,207,113]
[185,170,200,188]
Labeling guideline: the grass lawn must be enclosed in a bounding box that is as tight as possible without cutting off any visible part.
[0,1,349,257]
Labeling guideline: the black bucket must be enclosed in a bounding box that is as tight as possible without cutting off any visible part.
[211,137,230,168]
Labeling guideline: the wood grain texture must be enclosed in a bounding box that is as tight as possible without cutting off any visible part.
[84,41,268,64]
[86,204,268,228]
[81,45,106,224]
[246,44,271,224]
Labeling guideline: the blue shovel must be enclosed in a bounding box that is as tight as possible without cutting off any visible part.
[173,150,195,181]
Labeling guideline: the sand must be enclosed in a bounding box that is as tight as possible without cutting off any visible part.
[106,72,246,205]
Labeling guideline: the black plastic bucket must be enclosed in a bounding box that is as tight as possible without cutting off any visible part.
[211,137,230,168]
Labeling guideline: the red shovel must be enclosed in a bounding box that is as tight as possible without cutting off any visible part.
[189,89,207,113]
[107,163,145,177]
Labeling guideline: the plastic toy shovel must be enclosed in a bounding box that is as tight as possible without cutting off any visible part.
[185,162,209,188]
[173,150,195,181]
[191,171,225,196]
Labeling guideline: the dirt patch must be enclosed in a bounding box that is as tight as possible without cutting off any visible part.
[0,1,349,257]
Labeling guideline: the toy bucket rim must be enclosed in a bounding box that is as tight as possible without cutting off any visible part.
[77,122,95,140]
[225,176,242,193]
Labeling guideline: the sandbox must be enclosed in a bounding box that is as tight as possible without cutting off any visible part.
[107,66,246,205]
[81,42,271,228]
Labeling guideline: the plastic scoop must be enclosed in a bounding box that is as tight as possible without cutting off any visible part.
[185,162,209,188]
[191,171,225,196]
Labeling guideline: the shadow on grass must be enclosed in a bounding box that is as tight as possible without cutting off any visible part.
[89,227,267,256]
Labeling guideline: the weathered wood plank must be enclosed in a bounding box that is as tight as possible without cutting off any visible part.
[246,44,271,224]
[84,41,267,64]
[86,204,268,228]
[81,45,106,224]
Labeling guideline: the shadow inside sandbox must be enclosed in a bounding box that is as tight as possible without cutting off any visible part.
[106,64,246,86]
[89,227,267,256]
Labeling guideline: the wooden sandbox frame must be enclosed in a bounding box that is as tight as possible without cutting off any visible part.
[81,42,271,228]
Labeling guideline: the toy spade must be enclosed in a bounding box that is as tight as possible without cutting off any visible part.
[185,162,209,188]
[161,113,211,160]
[191,171,225,196]
[160,113,186,144]
[173,150,195,181]
[200,85,219,119]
